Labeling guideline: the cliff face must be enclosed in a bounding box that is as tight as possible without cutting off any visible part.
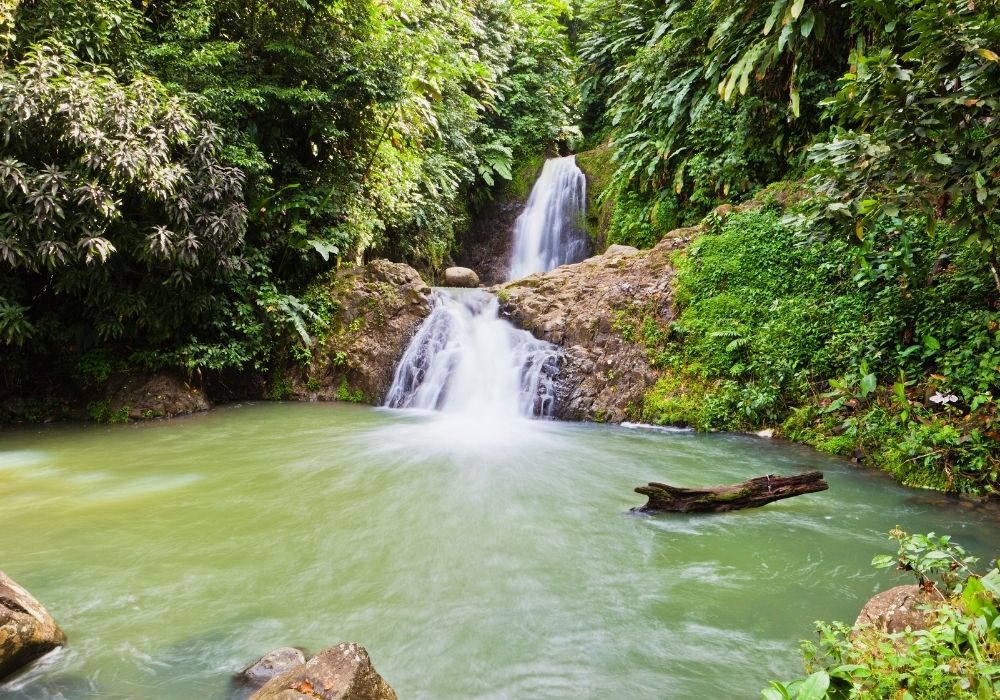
[284,260,434,405]
[496,232,693,422]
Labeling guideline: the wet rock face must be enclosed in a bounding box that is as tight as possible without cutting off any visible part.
[249,642,397,700]
[287,260,434,405]
[236,647,308,693]
[496,233,690,423]
[855,584,937,634]
[454,198,523,286]
[0,571,67,680]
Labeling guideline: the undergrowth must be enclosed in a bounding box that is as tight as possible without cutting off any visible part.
[639,205,999,495]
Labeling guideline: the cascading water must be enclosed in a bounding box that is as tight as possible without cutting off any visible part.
[384,288,558,418]
[508,155,588,280]
[384,158,584,426]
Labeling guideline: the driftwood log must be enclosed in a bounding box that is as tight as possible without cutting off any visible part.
[632,471,828,513]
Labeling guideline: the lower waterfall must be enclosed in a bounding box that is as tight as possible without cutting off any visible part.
[384,288,558,418]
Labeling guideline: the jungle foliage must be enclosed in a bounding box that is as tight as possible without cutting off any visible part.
[580,0,1000,494]
[637,203,999,494]
[579,0,1000,267]
[0,0,576,393]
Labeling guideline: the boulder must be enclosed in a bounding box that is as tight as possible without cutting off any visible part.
[603,244,640,257]
[236,647,308,691]
[250,642,396,700]
[495,229,692,422]
[443,266,480,288]
[105,372,210,420]
[0,570,67,680]
[282,260,434,405]
[855,584,938,634]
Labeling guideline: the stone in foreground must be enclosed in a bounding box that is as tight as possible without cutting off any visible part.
[237,646,308,691]
[443,266,480,288]
[855,584,936,634]
[0,570,67,680]
[250,642,397,700]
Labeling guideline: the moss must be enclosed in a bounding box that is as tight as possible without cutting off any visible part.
[642,370,717,431]
[575,143,617,250]
[336,378,365,403]
[267,376,294,401]
[695,487,751,504]
[575,144,615,198]
[506,155,545,200]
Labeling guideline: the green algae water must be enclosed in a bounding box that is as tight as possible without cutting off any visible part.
[2,402,998,699]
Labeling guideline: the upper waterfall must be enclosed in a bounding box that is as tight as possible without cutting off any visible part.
[507,155,587,280]
[384,288,558,418]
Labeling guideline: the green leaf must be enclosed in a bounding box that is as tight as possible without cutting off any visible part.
[800,11,815,38]
[763,0,786,36]
[871,554,895,568]
[762,681,791,700]
[924,335,940,351]
[860,373,877,397]
[307,240,339,262]
[980,568,1000,597]
[790,0,805,20]
[932,153,953,165]
[797,671,830,700]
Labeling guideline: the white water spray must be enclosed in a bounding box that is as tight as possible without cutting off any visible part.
[384,288,558,419]
[508,155,588,280]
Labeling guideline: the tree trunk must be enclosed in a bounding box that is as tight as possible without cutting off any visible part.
[632,471,828,513]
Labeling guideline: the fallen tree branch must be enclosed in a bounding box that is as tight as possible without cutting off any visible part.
[632,471,829,513]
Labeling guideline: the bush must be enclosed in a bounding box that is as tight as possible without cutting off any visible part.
[641,207,999,494]
[765,530,1000,700]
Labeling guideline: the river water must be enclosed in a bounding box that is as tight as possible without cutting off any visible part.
[3,402,998,699]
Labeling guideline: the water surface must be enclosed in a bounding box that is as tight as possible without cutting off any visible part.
[2,402,997,699]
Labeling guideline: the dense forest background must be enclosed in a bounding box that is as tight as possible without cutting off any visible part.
[1,0,998,493]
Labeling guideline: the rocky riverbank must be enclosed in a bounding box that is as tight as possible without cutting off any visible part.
[279,260,434,405]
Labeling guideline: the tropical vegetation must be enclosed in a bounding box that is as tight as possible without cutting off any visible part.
[1,0,998,496]
[0,0,576,397]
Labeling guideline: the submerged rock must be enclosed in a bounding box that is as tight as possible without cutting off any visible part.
[250,642,396,700]
[0,570,67,680]
[284,259,434,405]
[496,230,692,422]
[855,584,937,634]
[443,266,481,288]
[236,647,308,692]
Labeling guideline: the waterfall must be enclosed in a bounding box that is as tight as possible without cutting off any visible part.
[384,288,558,418]
[508,155,588,281]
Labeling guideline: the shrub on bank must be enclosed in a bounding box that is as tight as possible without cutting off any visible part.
[639,204,999,495]
[764,530,1000,700]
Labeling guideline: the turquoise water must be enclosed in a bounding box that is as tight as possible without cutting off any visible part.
[1,402,997,699]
